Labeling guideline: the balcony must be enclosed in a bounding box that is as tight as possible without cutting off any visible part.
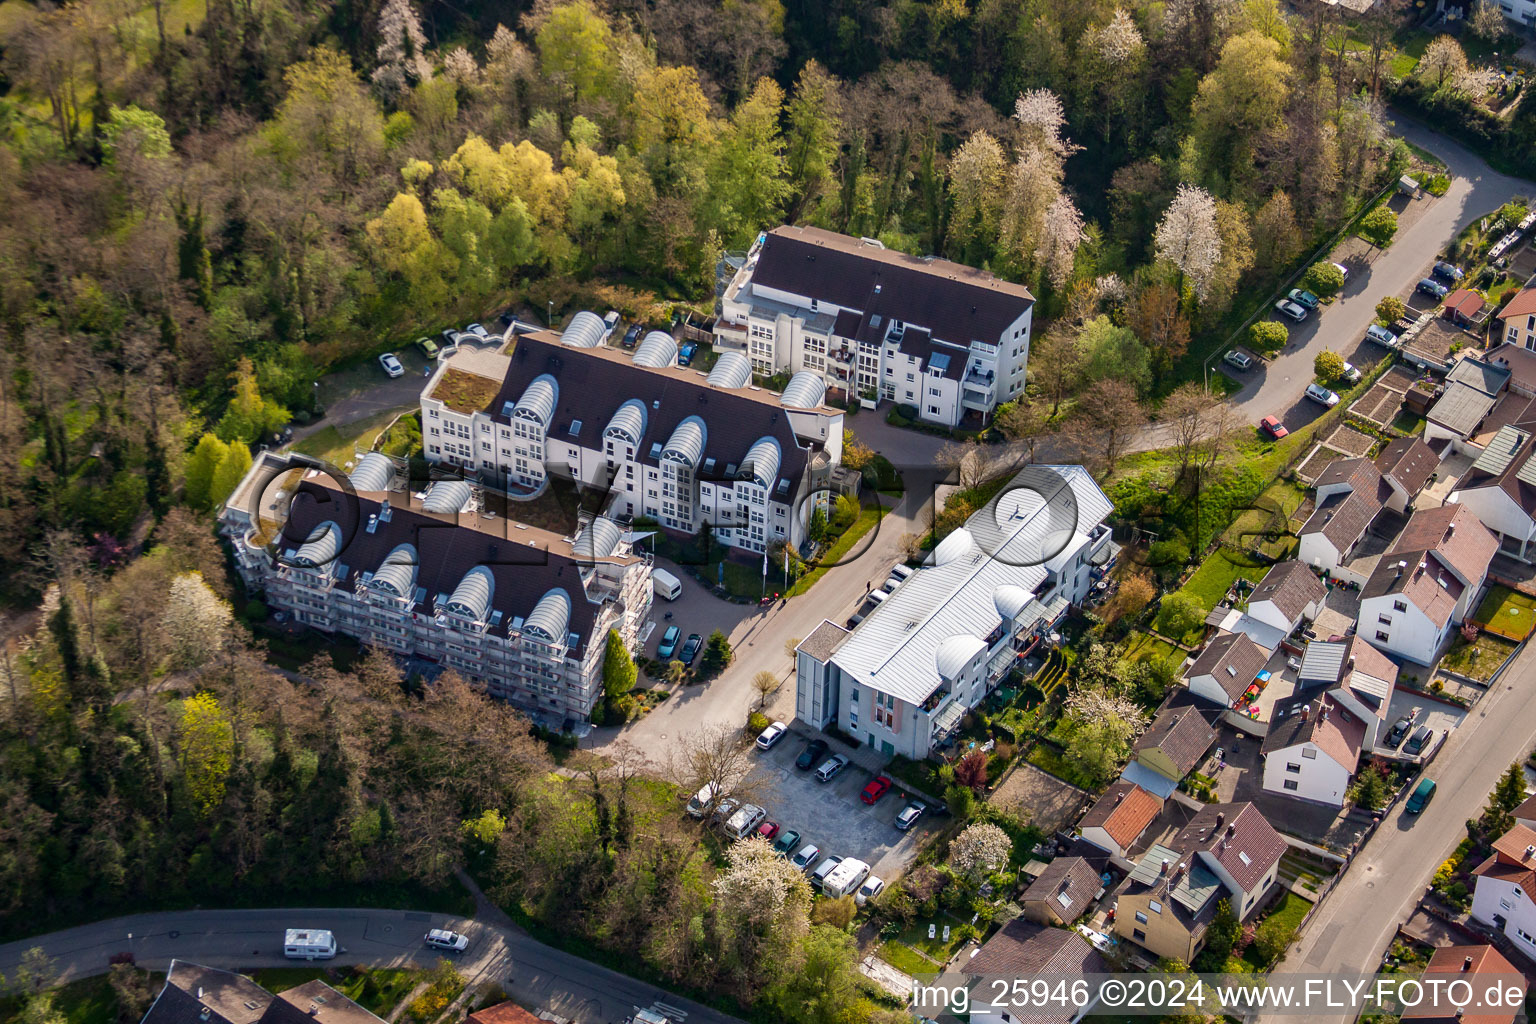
[961,387,994,411]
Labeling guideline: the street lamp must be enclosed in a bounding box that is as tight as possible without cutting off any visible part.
[547,300,555,327]
[128,932,134,962]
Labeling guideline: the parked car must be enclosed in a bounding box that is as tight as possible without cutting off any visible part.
[1287,288,1320,310]
[1275,299,1308,322]
[756,721,788,750]
[895,801,926,831]
[1340,361,1361,384]
[815,754,849,782]
[795,739,829,771]
[1332,262,1351,281]
[810,855,843,891]
[679,633,703,665]
[1386,715,1413,748]
[686,782,719,819]
[1224,349,1255,371]
[424,929,469,952]
[465,323,490,338]
[1417,278,1449,300]
[790,843,821,870]
[1304,382,1340,407]
[1365,324,1397,347]
[855,875,885,906]
[657,625,680,659]
[756,820,781,841]
[603,310,621,335]
[1406,777,1437,814]
[860,776,892,805]
[1405,725,1434,756]
[711,797,739,824]
[440,328,460,347]
[1433,261,1464,281]
[378,353,405,378]
[772,829,802,856]
[415,336,439,358]
[1259,415,1288,440]
[678,342,697,366]
[622,323,643,348]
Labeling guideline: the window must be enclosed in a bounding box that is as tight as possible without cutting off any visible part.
[1393,599,1407,612]
[1376,630,1391,642]
[1286,762,1301,773]
[929,387,941,397]
[1133,929,1146,942]
[905,373,915,382]
[1519,927,1536,946]
[1378,614,1392,625]
[928,406,940,415]
[1283,780,1299,791]
[1134,911,1148,924]
[1301,747,1317,759]
[1149,901,1163,914]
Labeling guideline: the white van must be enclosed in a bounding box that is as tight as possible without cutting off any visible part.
[651,568,682,601]
[821,858,871,899]
[283,928,338,960]
[686,781,719,819]
[722,802,766,840]
[867,590,887,604]
[890,564,914,581]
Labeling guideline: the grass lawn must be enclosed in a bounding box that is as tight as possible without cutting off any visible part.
[1243,891,1313,969]
[1474,584,1536,640]
[248,967,421,1018]
[291,410,405,470]
[1183,551,1259,609]
[1025,741,1098,791]
[894,915,971,964]
[1440,632,1519,681]
[877,939,939,976]
[788,505,885,596]
[1391,410,1426,435]
[1121,632,1185,670]
[1220,479,1307,556]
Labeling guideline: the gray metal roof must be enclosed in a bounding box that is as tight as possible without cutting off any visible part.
[1446,356,1510,395]
[369,543,417,596]
[740,436,781,489]
[707,351,752,389]
[1473,425,1529,475]
[445,565,494,620]
[1172,860,1224,915]
[513,374,559,427]
[350,452,395,492]
[935,634,987,680]
[994,584,1032,621]
[780,371,827,409]
[523,587,572,642]
[293,521,341,567]
[1518,452,1536,489]
[1429,382,1498,436]
[632,331,678,368]
[422,479,474,513]
[561,310,606,348]
[662,415,707,466]
[1299,641,1347,684]
[604,398,647,445]
[1128,844,1183,885]
[572,517,623,560]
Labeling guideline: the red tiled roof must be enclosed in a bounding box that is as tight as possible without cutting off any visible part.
[1403,945,1524,1024]
[467,1004,543,1024]
[1499,286,1536,322]
[1080,782,1162,850]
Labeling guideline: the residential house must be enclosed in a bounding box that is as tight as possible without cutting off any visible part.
[1450,415,1536,563]
[1078,781,1163,858]
[966,920,1108,1024]
[1298,459,1391,584]
[1183,633,1270,709]
[1245,560,1327,637]
[1401,945,1525,1024]
[1259,693,1366,806]
[219,452,653,724]
[418,324,845,555]
[1020,855,1103,926]
[1113,803,1286,962]
[716,226,1035,425]
[1374,437,1441,513]
[794,465,1114,759]
[1496,281,1536,354]
[1427,358,1510,450]
[1513,793,1536,831]
[141,962,386,1024]
[466,1004,544,1024]
[1443,289,1486,328]
[1471,822,1536,960]
[1294,636,1399,751]
[1359,503,1498,665]
[1125,700,1217,799]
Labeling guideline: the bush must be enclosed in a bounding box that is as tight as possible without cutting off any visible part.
[747,710,770,734]
[242,600,268,622]
[1252,917,1297,965]
[699,629,733,678]
[1302,261,1346,297]
[945,782,975,819]
[1249,320,1288,354]
[1424,173,1450,196]
[1375,296,1406,324]
[1155,591,1206,640]
[1358,204,1399,249]
[1314,350,1347,382]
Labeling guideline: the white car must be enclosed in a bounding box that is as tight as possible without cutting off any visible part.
[755,721,787,750]
[1340,361,1361,384]
[1365,324,1397,347]
[424,928,468,951]
[378,353,405,378]
[1305,382,1340,407]
[1332,262,1350,282]
[855,875,885,906]
[1274,300,1307,322]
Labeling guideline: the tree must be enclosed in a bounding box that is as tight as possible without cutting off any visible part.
[954,749,989,793]
[665,659,688,687]
[1103,575,1156,625]
[1485,761,1528,833]
[1195,899,1241,970]
[707,78,791,244]
[215,360,290,445]
[766,925,862,1024]
[1079,315,1152,394]
[1155,591,1206,640]
[1058,688,1147,785]
[783,60,843,221]
[163,573,233,670]
[601,629,637,701]
[1315,351,1347,382]
[934,437,987,491]
[841,430,874,470]
[949,822,1012,881]
[752,670,779,709]
[1349,763,1392,812]
[1000,90,1085,286]
[948,131,1009,259]
[945,782,975,819]
[459,809,507,846]
[1253,915,1297,964]
[536,0,617,114]
[1302,261,1346,297]
[1031,328,1084,416]
[1252,191,1302,274]
[700,630,733,677]
[1189,32,1291,188]
[1162,383,1215,483]
[995,400,1050,467]
[1065,378,1146,476]
[100,105,171,168]
[711,835,812,982]
[1469,0,1507,41]
[371,0,431,101]
[1155,184,1223,301]
[1417,36,1469,89]
[1376,296,1406,324]
[209,445,252,511]
[1249,320,1288,355]
[184,434,230,511]
[1359,205,1398,250]
[1129,283,1191,375]
[808,507,828,543]
[178,691,235,814]
[670,722,754,806]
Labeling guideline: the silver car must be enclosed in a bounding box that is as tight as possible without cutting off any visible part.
[1305,382,1340,407]
[1365,324,1397,347]
[1274,300,1307,322]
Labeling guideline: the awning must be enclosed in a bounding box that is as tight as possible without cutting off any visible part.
[1121,760,1179,800]
[932,700,966,738]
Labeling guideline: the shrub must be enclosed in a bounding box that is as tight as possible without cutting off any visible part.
[747,710,770,734]
[1252,917,1298,964]
[1155,591,1206,640]
[1249,320,1288,354]
[1302,261,1346,297]
[1315,350,1347,382]
[945,782,976,819]
[1375,296,1406,324]
[1358,204,1399,249]
[242,600,268,622]
[1424,173,1450,196]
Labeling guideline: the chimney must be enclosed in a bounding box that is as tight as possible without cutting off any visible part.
[1301,704,1311,721]
[1160,858,1170,875]
[1524,844,1534,859]
[1462,955,1474,972]
[1226,824,1237,840]
[309,1007,320,1017]
[1215,812,1225,831]
[199,1011,211,1023]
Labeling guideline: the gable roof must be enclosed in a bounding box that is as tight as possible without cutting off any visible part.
[751,226,1034,350]
[1453,400,1536,517]
[1393,503,1498,584]
[1249,560,1326,623]
[263,983,386,1024]
[1174,802,1287,894]
[1134,703,1218,778]
[1361,505,1496,626]
[1403,945,1523,1024]
[1445,289,1485,320]
[142,962,273,1024]
[966,920,1107,1010]
[1079,781,1162,850]
[1299,488,1383,554]
[1447,356,1511,396]
[466,1004,544,1024]
[1499,285,1536,321]
[1315,457,1383,495]
[1185,633,1269,702]
[1513,792,1536,824]
[1472,824,1536,904]
[1020,855,1101,922]
[1260,692,1366,772]
[1338,635,1398,713]
[1374,436,1439,496]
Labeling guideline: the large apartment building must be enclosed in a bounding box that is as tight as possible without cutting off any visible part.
[219,450,652,724]
[794,465,1114,759]
[419,322,844,555]
[716,226,1035,427]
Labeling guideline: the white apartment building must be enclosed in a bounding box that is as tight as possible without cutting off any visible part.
[717,226,1035,427]
[794,465,1114,759]
[219,451,653,724]
[418,321,844,555]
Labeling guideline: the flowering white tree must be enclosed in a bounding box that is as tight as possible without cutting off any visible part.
[372,0,432,101]
[163,572,233,670]
[948,130,1009,249]
[949,822,1013,882]
[1011,88,1076,157]
[1000,89,1085,286]
[1089,9,1145,65]
[1416,36,1469,89]
[1095,273,1129,308]
[442,47,480,86]
[1155,184,1223,301]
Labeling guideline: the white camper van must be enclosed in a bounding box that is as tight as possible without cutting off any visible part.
[651,568,682,601]
[821,858,871,899]
[721,802,766,840]
[283,928,338,960]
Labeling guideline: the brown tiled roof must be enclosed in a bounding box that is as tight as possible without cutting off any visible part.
[1393,504,1498,584]
[1315,457,1382,495]
[1185,633,1270,702]
[1498,286,1536,321]
[1404,945,1523,1024]
[265,983,386,1024]
[1374,437,1439,496]
[143,963,274,1024]
[1134,704,1218,777]
[1250,560,1325,623]
[1174,802,1287,894]
[1472,853,1536,904]
[1080,781,1162,850]
[1445,289,1485,319]
[1300,489,1382,554]
[751,226,1034,349]
[1512,792,1536,823]
[1361,551,1464,627]
[1021,856,1102,922]
[467,1004,544,1024]
[1338,635,1398,716]
[1260,693,1366,772]
[967,920,1107,1012]
[1491,822,1536,866]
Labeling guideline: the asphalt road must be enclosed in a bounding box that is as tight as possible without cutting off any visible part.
[0,904,738,1024]
[1268,636,1536,1021]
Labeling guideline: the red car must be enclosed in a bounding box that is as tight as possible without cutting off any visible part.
[756,820,781,840]
[1259,415,1289,440]
[860,776,893,805]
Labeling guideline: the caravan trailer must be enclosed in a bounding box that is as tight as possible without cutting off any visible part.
[283,929,338,960]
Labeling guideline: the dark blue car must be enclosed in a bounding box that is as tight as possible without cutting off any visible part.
[678,343,697,367]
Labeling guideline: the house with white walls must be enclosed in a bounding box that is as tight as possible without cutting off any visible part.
[1471,823,1536,962]
[1259,693,1365,807]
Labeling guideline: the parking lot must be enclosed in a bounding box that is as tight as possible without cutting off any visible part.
[739,726,939,882]
[1381,690,1467,761]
